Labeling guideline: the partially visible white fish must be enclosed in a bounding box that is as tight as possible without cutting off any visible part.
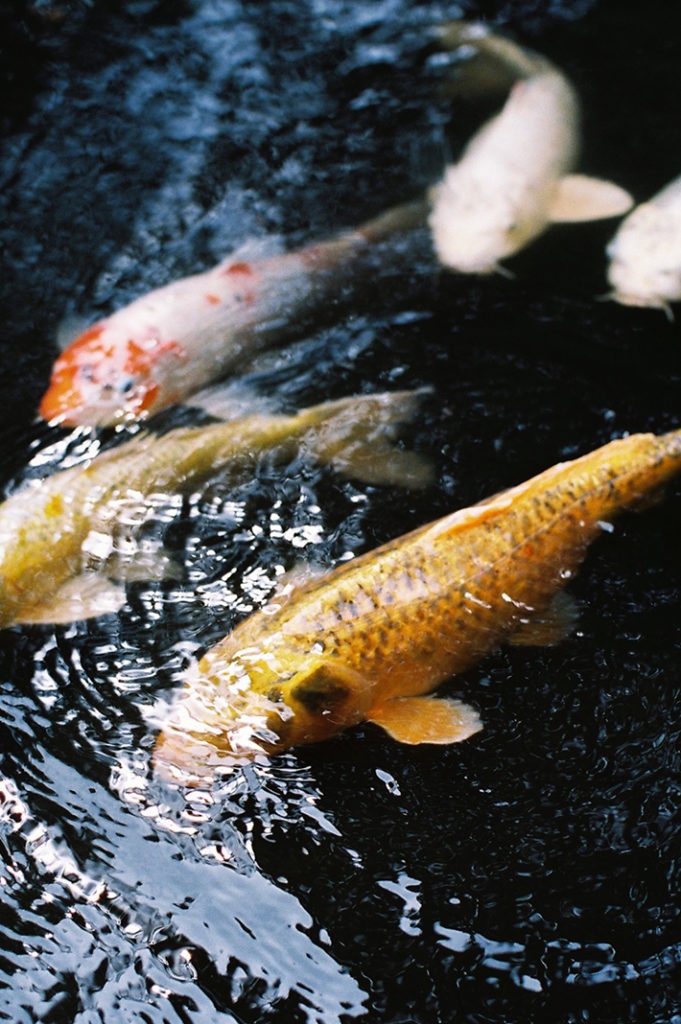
[429,23,633,275]
[606,174,681,317]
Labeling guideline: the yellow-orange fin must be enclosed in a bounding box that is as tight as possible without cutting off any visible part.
[507,591,578,647]
[550,175,633,223]
[15,573,126,625]
[367,695,482,745]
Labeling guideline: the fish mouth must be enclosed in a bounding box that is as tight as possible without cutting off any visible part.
[153,725,266,786]
[152,688,291,784]
[609,290,674,320]
[39,363,85,425]
[433,249,503,276]
[40,370,160,427]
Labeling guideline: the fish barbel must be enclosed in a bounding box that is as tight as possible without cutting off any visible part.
[155,427,681,781]
[39,201,429,427]
[428,22,632,274]
[0,390,431,628]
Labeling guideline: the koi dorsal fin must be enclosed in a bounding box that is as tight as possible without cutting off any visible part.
[427,479,533,541]
[305,388,435,490]
[367,695,482,745]
[428,453,591,544]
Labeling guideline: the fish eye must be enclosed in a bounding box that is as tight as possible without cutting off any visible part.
[118,377,135,394]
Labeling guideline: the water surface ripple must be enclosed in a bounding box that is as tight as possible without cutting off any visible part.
[1,1,681,1021]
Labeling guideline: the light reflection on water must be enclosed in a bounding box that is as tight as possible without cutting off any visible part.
[2,0,681,1022]
[1,716,371,1022]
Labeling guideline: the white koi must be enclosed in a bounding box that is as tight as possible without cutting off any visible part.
[428,23,633,274]
[606,173,681,316]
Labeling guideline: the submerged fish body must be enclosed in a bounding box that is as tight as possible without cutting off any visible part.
[39,202,428,427]
[606,174,681,315]
[429,24,632,274]
[155,428,681,780]
[0,390,431,628]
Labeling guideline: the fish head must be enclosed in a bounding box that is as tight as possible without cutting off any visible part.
[153,645,367,782]
[607,206,681,315]
[40,321,186,427]
[429,178,537,274]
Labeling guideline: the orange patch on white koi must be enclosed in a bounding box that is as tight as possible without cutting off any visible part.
[220,262,258,304]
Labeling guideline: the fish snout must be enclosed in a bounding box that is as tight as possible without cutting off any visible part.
[607,287,675,320]
[152,682,292,782]
[40,321,181,426]
[40,351,161,427]
[153,722,255,785]
[429,209,509,275]
[606,258,677,318]
[39,356,89,425]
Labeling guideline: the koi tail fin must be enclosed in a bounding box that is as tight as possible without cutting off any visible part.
[302,388,435,489]
[354,199,431,245]
[432,21,552,99]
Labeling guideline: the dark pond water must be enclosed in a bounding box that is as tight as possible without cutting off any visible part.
[1,0,681,1021]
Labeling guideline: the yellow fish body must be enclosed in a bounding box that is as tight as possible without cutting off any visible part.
[0,390,430,628]
[155,427,681,779]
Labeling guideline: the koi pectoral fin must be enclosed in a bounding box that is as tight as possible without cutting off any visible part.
[549,175,633,223]
[104,544,183,584]
[15,573,126,625]
[367,695,482,745]
[187,380,278,421]
[506,590,579,647]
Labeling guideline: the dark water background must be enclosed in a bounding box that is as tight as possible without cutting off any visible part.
[1,0,681,1021]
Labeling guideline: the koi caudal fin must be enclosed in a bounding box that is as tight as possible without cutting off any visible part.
[298,388,435,490]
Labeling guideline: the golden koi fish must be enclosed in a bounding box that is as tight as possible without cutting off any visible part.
[39,201,428,428]
[0,390,431,628]
[155,427,681,780]
[429,22,632,274]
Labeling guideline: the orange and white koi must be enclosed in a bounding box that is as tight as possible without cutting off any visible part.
[155,426,681,781]
[39,201,428,427]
